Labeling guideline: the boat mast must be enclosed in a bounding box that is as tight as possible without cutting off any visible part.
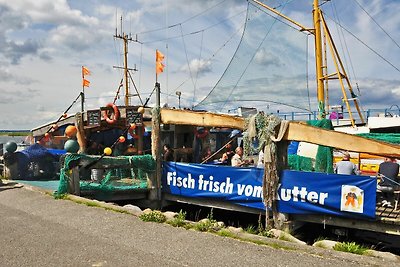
[313,0,325,119]
[252,0,365,126]
[123,34,130,106]
[114,16,134,106]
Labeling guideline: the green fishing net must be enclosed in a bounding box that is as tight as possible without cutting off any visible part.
[55,153,155,196]
[356,133,400,145]
[288,154,313,172]
[287,119,334,173]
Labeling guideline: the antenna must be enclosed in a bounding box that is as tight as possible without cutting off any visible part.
[113,16,142,107]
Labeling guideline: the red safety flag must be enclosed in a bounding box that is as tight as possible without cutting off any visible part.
[83,79,90,87]
[156,50,165,74]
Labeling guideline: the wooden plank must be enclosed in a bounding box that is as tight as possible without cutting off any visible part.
[292,214,400,235]
[160,109,245,129]
[31,116,76,136]
[161,109,400,157]
[75,112,86,153]
[163,193,262,215]
[284,122,400,157]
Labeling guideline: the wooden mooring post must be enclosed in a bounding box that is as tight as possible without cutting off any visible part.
[68,166,81,196]
[150,83,162,206]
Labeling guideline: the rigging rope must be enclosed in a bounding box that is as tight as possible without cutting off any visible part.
[133,0,228,36]
[330,2,355,84]
[140,10,246,44]
[323,14,400,74]
[220,0,291,111]
[172,21,246,108]
[192,30,205,106]
[353,0,400,50]
[179,24,196,94]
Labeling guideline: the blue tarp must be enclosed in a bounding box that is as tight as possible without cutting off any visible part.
[47,149,66,155]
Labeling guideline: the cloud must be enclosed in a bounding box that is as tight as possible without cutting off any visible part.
[180,58,212,76]
[0,87,40,104]
[254,48,283,67]
[0,67,37,85]
[48,25,103,52]
[4,39,41,65]
[0,0,103,64]
[1,0,97,26]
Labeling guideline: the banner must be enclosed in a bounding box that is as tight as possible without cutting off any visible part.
[162,162,265,210]
[278,170,376,218]
[162,163,376,218]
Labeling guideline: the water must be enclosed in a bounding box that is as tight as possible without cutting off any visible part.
[0,136,28,145]
[0,136,30,154]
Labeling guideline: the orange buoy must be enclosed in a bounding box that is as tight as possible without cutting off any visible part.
[65,125,77,138]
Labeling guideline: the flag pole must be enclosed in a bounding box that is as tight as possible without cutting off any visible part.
[81,66,85,112]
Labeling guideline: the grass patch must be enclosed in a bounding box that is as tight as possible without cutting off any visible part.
[194,208,218,232]
[55,194,129,214]
[194,220,214,232]
[139,210,166,223]
[333,242,368,255]
[278,233,294,242]
[0,132,30,136]
[217,229,236,238]
[244,215,273,237]
[167,210,187,227]
[240,236,294,251]
[244,225,258,235]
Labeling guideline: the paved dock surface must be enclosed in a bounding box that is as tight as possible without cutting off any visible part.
[0,186,397,266]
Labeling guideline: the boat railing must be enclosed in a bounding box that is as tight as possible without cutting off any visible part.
[272,108,400,123]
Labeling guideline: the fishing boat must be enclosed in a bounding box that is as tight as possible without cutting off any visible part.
[154,0,400,248]
[7,0,399,248]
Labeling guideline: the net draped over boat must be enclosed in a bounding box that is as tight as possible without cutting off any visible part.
[195,1,312,114]
[56,154,156,196]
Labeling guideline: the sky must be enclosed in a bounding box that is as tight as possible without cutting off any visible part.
[0,0,399,130]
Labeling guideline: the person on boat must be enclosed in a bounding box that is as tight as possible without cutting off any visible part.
[201,147,213,163]
[231,147,252,167]
[219,143,234,165]
[163,144,174,161]
[377,157,399,208]
[334,152,358,175]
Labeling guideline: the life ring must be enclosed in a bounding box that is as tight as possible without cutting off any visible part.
[103,103,120,124]
[195,128,209,139]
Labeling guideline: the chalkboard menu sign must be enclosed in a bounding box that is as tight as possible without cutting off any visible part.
[126,107,143,126]
[87,110,101,126]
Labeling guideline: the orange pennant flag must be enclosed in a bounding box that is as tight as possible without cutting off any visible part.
[82,66,90,76]
[156,50,165,74]
[156,62,165,74]
[156,50,164,61]
[83,79,90,87]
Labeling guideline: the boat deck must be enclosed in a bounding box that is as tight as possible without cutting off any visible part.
[376,205,400,220]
